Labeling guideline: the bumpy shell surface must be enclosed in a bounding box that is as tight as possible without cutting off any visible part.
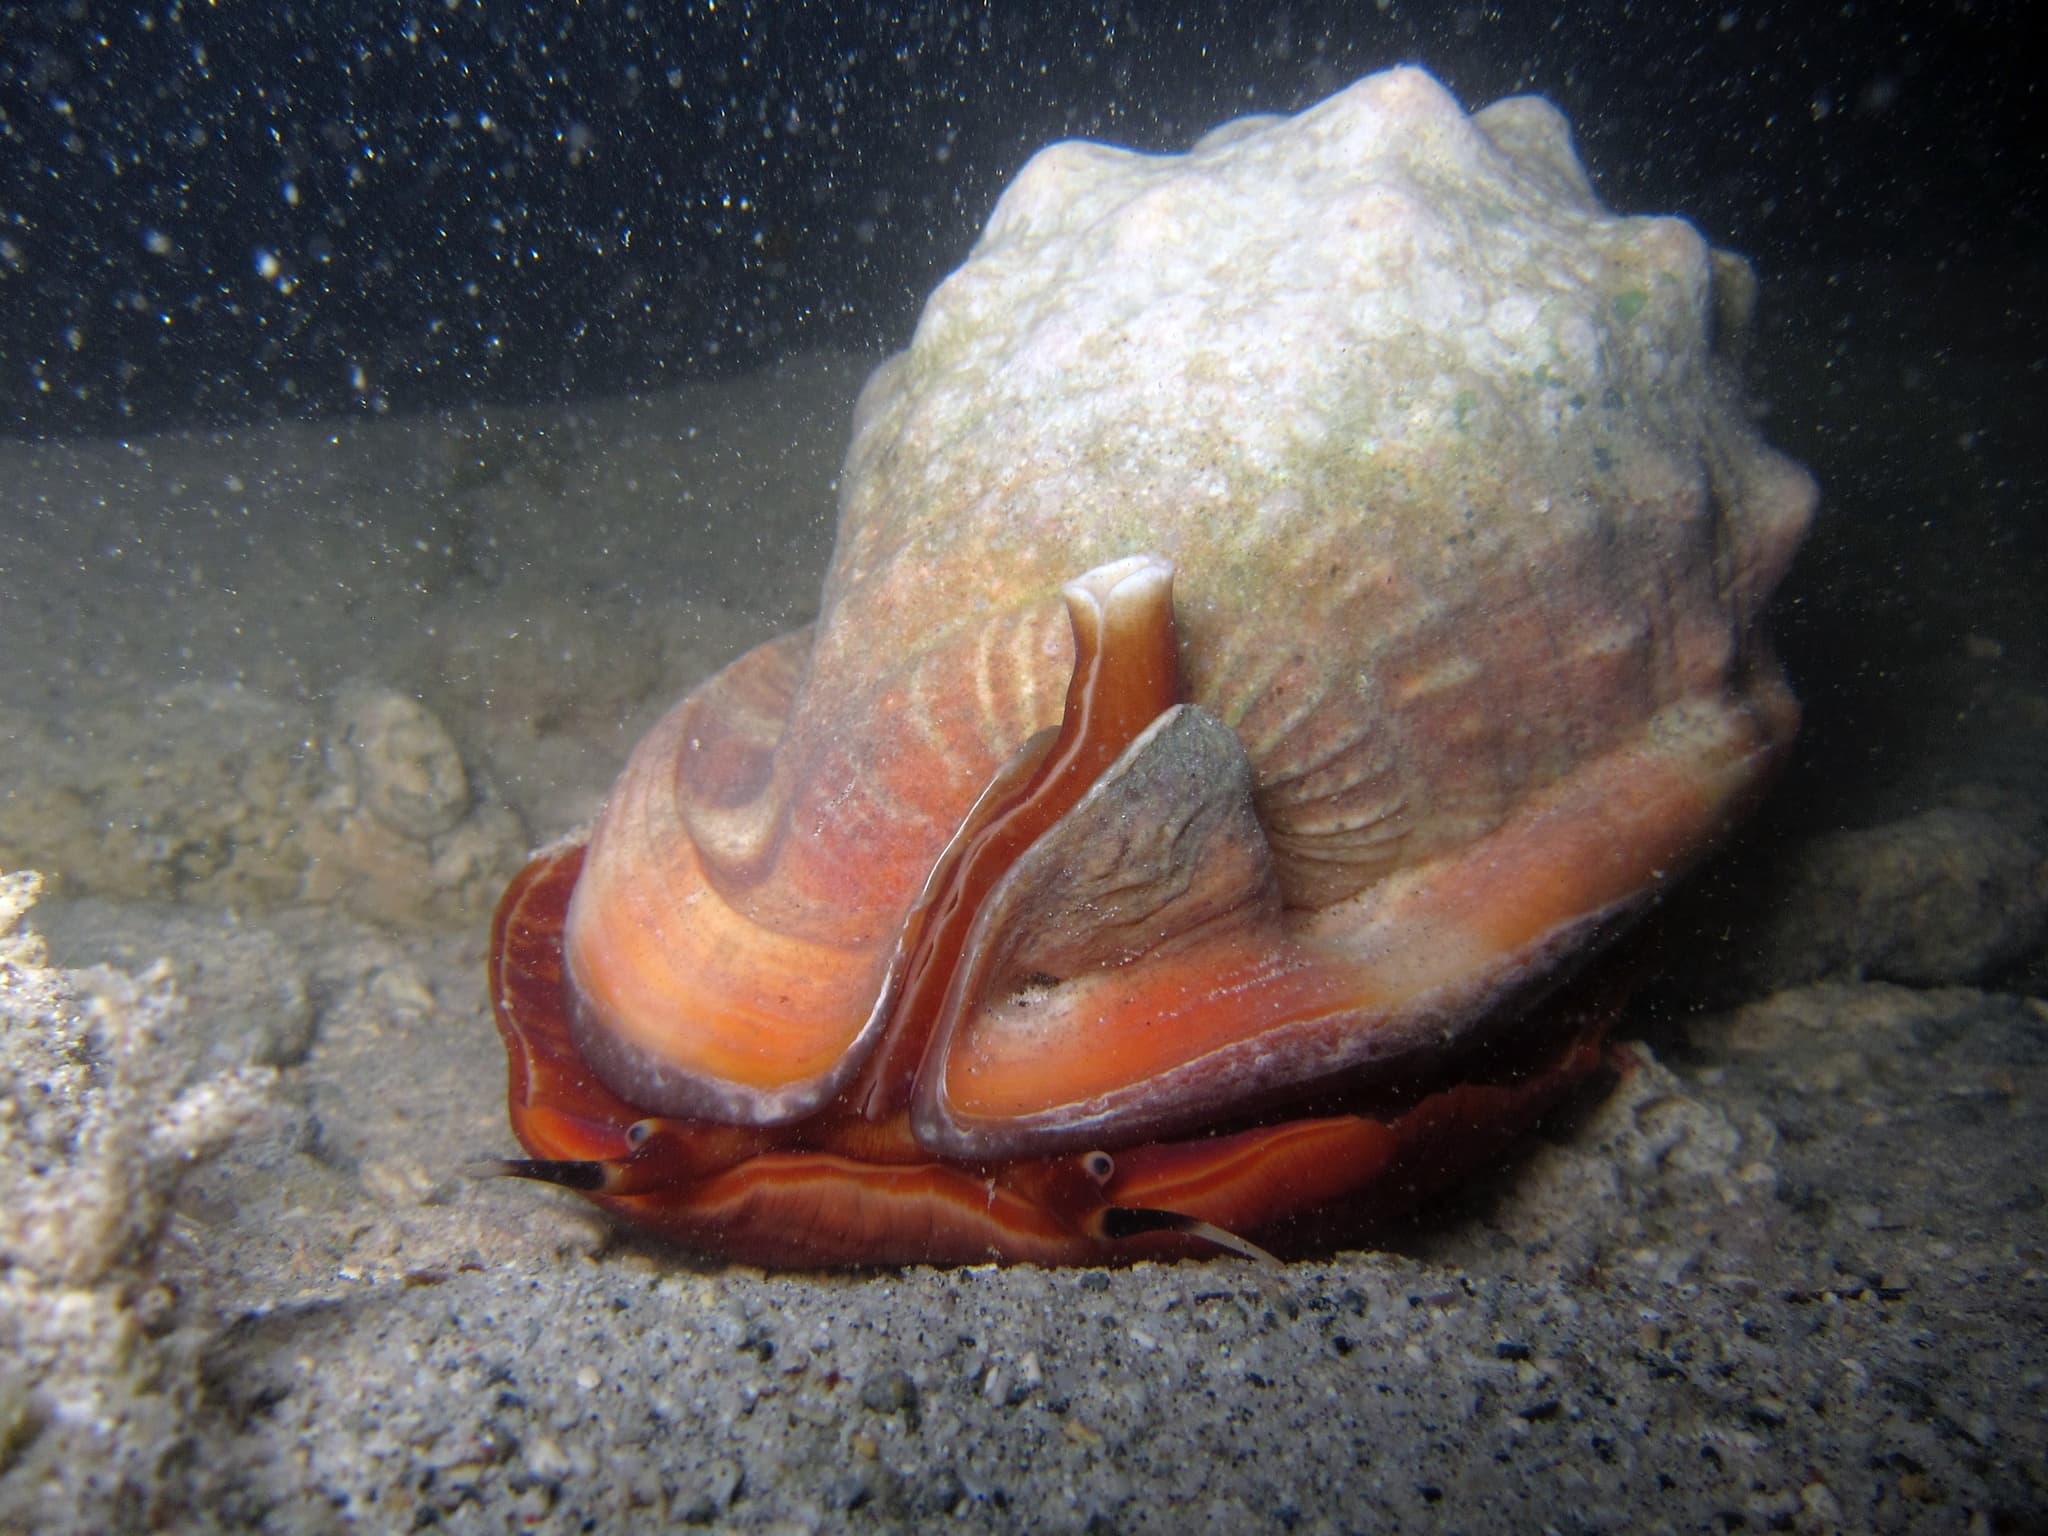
[557,67,1814,1172]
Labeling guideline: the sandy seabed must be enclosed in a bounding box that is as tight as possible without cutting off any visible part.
[0,348,2043,1534]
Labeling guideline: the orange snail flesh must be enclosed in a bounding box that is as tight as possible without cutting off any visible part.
[488,556,1622,1267]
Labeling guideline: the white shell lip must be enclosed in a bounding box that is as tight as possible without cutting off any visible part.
[1061,553,1174,612]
